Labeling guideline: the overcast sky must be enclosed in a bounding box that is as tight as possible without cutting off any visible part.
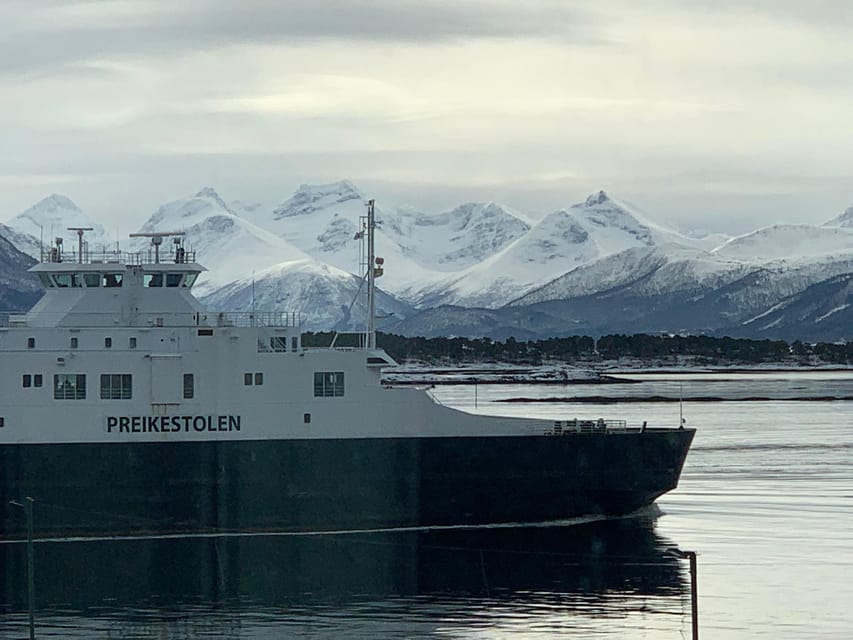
[1,0,851,234]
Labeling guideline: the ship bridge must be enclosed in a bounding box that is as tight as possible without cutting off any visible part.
[16,231,212,328]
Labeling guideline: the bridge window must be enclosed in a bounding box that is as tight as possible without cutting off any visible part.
[54,273,73,288]
[183,273,198,287]
[166,273,182,287]
[100,374,132,400]
[37,273,53,288]
[144,273,163,287]
[83,273,101,287]
[54,374,86,400]
[103,273,123,287]
[314,372,344,397]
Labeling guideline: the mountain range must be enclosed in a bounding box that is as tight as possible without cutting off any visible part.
[1,182,852,342]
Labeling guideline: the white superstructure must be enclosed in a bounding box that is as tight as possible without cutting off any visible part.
[0,232,552,446]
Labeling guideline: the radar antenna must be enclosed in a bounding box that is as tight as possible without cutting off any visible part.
[67,227,94,263]
[129,231,186,264]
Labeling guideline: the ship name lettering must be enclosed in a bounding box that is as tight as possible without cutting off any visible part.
[105,415,241,434]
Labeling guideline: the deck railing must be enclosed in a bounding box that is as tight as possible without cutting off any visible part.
[210,311,300,328]
[40,249,197,265]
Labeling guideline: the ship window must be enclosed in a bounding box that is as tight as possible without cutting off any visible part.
[34,374,43,387]
[70,337,78,349]
[254,372,264,385]
[27,337,35,349]
[104,337,112,348]
[183,273,198,287]
[100,374,132,400]
[38,273,53,288]
[244,373,253,386]
[54,374,86,400]
[198,329,213,336]
[83,273,101,287]
[314,371,345,397]
[291,336,298,351]
[54,273,72,288]
[103,273,123,287]
[71,273,82,287]
[270,337,287,352]
[166,273,182,287]
[304,413,311,424]
[144,273,163,287]
[129,337,137,349]
[22,374,31,388]
[183,373,194,399]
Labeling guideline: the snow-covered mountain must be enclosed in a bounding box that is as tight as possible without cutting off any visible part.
[5,183,853,340]
[0,234,42,310]
[712,224,853,262]
[200,259,414,331]
[133,187,311,295]
[4,194,111,259]
[384,201,531,271]
[409,191,695,309]
[245,181,535,300]
[245,181,444,295]
[823,203,853,228]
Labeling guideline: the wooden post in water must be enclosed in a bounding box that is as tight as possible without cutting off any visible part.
[671,548,698,640]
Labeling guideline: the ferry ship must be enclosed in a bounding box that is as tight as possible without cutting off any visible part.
[0,204,694,539]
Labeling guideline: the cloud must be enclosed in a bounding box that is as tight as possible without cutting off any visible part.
[0,0,599,76]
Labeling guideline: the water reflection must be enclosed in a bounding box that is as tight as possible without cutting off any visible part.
[0,514,688,638]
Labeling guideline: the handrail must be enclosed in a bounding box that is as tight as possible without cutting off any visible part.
[39,249,198,266]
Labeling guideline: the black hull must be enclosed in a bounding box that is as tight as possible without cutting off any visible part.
[1,430,694,539]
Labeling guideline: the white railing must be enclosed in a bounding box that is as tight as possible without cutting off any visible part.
[40,249,197,265]
[210,311,300,328]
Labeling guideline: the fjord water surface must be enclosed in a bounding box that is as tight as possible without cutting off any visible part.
[1,372,851,638]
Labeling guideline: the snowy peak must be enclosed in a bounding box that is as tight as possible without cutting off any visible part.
[711,224,853,262]
[585,190,610,206]
[5,193,109,257]
[823,204,853,228]
[272,180,364,220]
[135,188,310,294]
[387,201,531,271]
[193,187,229,210]
[141,188,237,231]
[524,209,595,262]
[569,190,682,251]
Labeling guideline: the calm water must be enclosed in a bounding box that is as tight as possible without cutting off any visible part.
[2,372,852,638]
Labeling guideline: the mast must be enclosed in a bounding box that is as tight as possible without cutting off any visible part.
[68,227,93,263]
[128,231,186,263]
[366,199,376,349]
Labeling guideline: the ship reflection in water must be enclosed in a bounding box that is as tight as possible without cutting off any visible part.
[0,513,689,639]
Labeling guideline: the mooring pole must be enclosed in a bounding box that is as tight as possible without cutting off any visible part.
[687,550,698,640]
[10,497,36,639]
[670,548,698,640]
[26,497,35,640]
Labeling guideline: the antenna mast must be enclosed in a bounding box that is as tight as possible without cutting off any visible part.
[67,227,94,263]
[366,199,376,349]
[129,231,186,263]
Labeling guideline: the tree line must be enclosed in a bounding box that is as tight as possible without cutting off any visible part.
[301,331,853,365]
